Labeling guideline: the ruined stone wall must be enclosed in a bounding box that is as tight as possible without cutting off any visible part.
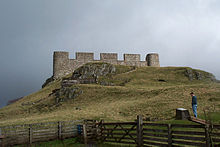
[100,53,118,64]
[53,51,160,79]
[76,52,94,62]
[124,54,140,62]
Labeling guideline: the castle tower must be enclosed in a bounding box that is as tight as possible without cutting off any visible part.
[53,51,70,79]
[146,53,160,67]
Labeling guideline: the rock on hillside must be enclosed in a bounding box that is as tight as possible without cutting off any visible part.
[72,62,116,79]
[185,68,216,82]
[55,87,82,104]
[70,62,116,84]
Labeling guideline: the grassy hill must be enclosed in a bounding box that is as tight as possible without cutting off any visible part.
[0,63,220,126]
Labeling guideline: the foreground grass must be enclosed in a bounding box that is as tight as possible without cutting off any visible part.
[15,138,134,147]
[0,66,219,126]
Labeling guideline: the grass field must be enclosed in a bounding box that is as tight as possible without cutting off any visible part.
[15,138,133,147]
[0,64,219,126]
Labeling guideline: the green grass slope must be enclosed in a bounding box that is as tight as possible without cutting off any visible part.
[0,64,220,126]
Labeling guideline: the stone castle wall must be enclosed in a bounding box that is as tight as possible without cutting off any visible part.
[53,51,160,79]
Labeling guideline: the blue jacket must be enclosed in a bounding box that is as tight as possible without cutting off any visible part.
[192,96,197,105]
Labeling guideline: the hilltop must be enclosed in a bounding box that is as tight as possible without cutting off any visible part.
[0,63,220,126]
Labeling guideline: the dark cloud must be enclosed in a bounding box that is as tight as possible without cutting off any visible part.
[0,0,220,107]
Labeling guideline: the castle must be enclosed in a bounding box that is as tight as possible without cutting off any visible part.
[53,51,160,79]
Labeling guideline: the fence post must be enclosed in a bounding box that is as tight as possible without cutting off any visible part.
[137,115,143,147]
[205,124,210,147]
[95,120,99,140]
[29,124,32,144]
[167,124,172,147]
[83,123,87,144]
[58,121,62,139]
[0,128,3,147]
[99,120,104,142]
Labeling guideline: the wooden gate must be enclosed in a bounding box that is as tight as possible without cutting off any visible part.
[100,122,137,145]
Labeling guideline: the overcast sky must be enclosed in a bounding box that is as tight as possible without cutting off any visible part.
[0,0,220,108]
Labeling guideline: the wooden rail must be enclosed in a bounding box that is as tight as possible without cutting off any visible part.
[0,120,83,146]
[189,116,208,125]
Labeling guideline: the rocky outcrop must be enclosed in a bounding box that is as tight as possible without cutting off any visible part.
[55,87,82,104]
[185,68,216,81]
[61,80,79,87]
[71,62,116,84]
[60,63,116,87]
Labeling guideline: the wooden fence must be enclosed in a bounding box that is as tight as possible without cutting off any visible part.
[95,116,220,147]
[0,120,83,146]
[0,117,219,146]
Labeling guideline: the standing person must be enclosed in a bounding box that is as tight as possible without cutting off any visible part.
[190,92,197,117]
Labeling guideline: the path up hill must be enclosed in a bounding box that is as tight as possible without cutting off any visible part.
[0,63,219,125]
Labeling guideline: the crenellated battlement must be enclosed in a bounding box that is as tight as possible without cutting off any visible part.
[53,51,160,79]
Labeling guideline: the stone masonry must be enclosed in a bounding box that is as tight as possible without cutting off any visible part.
[53,51,160,79]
